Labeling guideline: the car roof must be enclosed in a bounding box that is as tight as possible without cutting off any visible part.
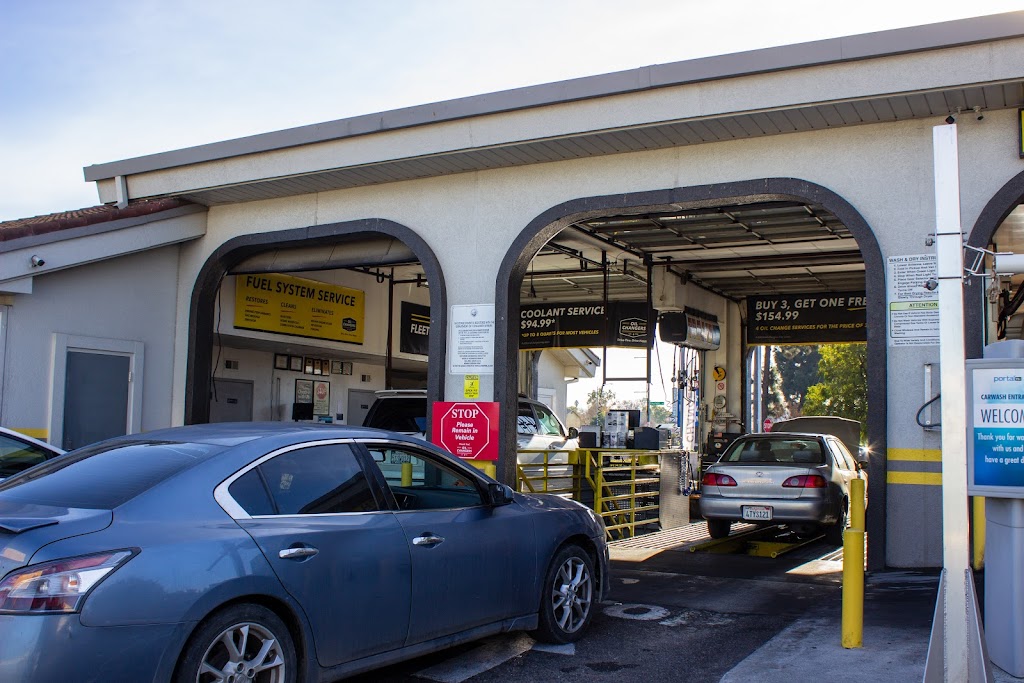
[113,422,405,447]
[736,432,825,441]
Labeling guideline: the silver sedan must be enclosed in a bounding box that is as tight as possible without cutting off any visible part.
[698,432,867,545]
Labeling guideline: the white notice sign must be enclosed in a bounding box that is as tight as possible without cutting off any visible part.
[887,254,939,347]
[449,304,495,374]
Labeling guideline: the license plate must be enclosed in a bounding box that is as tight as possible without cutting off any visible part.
[742,506,773,521]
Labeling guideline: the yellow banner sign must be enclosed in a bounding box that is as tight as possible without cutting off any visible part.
[235,273,364,344]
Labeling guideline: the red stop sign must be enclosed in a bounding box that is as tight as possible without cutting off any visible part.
[431,401,500,461]
[763,417,774,431]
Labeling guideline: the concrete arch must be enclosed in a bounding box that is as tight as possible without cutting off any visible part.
[495,178,887,568]
[965,168,1024,359]
[186,218,447,425]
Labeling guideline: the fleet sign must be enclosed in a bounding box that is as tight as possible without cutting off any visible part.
[967,359,1024,499]
[431,401,500,461]
[746,292,867,345]
[234,273,364,344]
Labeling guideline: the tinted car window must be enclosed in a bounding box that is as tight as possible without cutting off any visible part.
[228,469,275,516]
[829,438,856,470]
[363,397,428,433]
[0,441,221,509]
[0,433,54,478]
[259,444,378,515]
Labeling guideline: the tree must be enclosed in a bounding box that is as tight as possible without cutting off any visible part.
[581,387,616,426]
[802,343,867,439]
[773,346,821,416]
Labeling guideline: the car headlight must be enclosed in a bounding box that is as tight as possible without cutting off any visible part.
[0,550,135,614]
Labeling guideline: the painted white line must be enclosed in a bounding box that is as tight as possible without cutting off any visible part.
[531,642,576,656]
[415,634,534,683]
[620,578,640,584]
[603,603,671,621]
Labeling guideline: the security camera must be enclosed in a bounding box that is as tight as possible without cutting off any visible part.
[30,255,45,267]
[973,106,984,121]
[944,115,956,125]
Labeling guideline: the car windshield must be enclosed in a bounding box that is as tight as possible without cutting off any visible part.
[364,397,427,433]
[721,438,824,465]
[0,440,223,509]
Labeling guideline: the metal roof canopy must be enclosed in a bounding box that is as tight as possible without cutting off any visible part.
[523,199,863,304]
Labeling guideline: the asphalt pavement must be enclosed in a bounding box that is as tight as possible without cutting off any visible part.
[348,523,1024,683]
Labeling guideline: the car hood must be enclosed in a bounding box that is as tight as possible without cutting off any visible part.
[0,499,113,577]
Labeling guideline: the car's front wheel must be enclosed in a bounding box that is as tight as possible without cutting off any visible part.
[175,603,296,683]
[533,544,595,644]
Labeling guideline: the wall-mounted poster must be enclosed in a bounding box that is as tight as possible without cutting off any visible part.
[313,380,330,417]
[294,379,313,404]
[234,273,365,344]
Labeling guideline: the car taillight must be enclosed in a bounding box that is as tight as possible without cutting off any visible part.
[702,472,737,487]
[782,475,828,488]
[0,550,134,614]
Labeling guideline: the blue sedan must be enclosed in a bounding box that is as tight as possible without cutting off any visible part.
[0,423,608,682]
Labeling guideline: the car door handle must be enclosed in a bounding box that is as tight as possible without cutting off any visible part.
[279,546,319,560]
[412,534,444,547]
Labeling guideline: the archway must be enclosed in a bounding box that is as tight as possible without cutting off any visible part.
[186,218,447,426]
[496,178,887,569]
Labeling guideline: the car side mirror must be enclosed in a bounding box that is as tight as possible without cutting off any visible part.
[856,449,870,468]
[568,427,579,439]
[486,482,514,506]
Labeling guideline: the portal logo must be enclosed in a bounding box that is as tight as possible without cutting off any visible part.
[993,376,1023,382]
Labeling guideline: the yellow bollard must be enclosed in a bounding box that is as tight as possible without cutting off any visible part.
[972,496,986,571]
[401,462,413,487]
[849,478,865,531]
[842,476,866,649]
[842,528,865,648]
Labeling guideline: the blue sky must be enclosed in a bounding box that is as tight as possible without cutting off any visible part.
[2,1,1023,221]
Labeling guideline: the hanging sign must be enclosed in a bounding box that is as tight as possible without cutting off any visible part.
[234,273,364,344]
[399,302,431,355]
[519,301,650,350]
[746,291,866,345]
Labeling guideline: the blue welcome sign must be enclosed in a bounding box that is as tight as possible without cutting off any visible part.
[968,359,1024,498]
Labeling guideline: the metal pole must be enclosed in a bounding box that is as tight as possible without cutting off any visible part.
[925,123,972,682]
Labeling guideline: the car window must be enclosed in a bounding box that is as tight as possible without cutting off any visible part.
[721,438,824,464]
[533,403,565,437]
[0,433,54,478]
[363,397,428,433]
[0,441,221,509]
[364,444,483,510]
[252,444,379,515]
[829,438,856,470]
[517,403,539,435]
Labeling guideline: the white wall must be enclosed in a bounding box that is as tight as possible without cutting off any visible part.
[0,246,180,441]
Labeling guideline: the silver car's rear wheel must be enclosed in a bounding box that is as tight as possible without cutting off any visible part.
[533,544,595,643]
[177,604,295,683]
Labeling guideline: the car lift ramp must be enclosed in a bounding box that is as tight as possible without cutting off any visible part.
[689,525,825,559]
